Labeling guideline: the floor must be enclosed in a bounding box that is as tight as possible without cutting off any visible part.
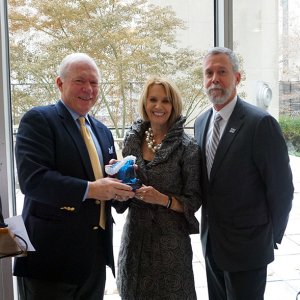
[104,155,300,300]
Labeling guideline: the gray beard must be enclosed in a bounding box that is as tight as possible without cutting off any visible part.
[208,95,227,105]
[205,83,236,105]
[205,88,230,105]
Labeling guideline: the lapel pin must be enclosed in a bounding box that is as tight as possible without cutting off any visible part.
[229,128,236,133]
[108,146,114,154]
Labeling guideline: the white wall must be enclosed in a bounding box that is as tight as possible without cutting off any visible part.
[233,0,279,117]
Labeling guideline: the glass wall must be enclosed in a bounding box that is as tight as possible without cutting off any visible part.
[3,0,215,298]
[7,0,215,216]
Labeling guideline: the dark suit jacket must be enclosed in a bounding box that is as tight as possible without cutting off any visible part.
[194,97,294,272]
[14,101,117,284]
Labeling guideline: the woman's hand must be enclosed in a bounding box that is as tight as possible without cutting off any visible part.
[135,185,184,212]
[135,185,167,206]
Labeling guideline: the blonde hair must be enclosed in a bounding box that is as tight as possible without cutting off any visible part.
[138,77,183,126]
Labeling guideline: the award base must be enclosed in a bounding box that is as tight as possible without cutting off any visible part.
[126,180,142,191]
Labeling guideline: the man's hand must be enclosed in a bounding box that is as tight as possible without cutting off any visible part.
[87,177,135,201]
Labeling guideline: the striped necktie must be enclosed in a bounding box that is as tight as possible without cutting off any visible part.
[206,113,222,178]
[79,117,106,229]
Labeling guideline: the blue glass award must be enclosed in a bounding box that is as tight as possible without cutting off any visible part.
[105,155,142,191]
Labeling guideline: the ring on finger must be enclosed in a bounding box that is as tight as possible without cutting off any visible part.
[139,195,144,200]
[114,194,118,200]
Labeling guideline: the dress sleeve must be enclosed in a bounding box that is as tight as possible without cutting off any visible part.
[176,139,203,234]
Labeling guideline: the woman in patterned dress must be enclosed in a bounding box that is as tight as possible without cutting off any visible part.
[116,77,202,300]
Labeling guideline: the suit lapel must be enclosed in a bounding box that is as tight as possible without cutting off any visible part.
[89,117,112,165]
[55,101,95,180]
[210,98,246,180]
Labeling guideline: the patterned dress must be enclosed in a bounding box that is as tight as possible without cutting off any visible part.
[116,116,202,300]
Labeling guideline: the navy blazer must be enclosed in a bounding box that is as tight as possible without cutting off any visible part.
[194,97,294,272]
[14,101,117,284]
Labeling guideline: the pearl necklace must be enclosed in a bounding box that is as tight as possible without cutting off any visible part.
[145,127,162,153]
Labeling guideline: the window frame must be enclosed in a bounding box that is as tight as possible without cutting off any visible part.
[0,0,17,299]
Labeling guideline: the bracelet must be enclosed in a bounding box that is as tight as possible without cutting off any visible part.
[166,195,173,209]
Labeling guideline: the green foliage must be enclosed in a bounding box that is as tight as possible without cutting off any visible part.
[279,115,300,156]
[8,0,207,137]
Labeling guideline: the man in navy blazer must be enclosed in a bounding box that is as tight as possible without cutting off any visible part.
[14,53,135,300]
[194,47,294,300]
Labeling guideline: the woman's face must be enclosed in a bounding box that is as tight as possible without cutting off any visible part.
[145,84,173,129]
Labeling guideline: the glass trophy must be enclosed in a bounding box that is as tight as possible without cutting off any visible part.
[105,155,142,191]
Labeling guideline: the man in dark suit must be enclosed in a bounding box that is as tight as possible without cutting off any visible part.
[194,47,294,300]
[14,53,135,300]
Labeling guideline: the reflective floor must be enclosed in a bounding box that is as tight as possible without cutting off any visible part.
[104,155,300,300]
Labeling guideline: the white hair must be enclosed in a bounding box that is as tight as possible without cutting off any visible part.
[58,53,100,79]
